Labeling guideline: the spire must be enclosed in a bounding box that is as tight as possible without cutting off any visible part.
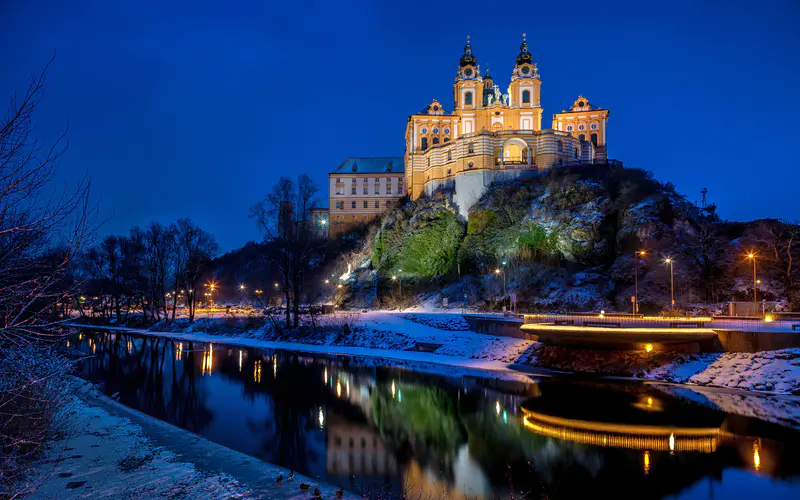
[516,32,533,65]
[460,35,477,67]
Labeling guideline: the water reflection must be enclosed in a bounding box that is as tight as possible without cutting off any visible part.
[72,330,800,499]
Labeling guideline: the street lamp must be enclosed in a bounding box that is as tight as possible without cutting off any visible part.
[204,281,218,307]
[634,250,646,313]
[664,258,674,309]
[494,268,506,297]
[747,252,758,316]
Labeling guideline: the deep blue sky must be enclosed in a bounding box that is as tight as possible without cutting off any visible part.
[2,0,798,251]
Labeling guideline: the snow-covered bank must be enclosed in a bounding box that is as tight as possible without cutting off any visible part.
[72,311,800,395]
[29,380,351,499]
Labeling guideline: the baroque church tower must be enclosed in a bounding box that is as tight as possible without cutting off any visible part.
[404,35,611,213]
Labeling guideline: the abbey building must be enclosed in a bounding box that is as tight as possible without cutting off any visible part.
[404,35,611,216]
[322,35,613,238]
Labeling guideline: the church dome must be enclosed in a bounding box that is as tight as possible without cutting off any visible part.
[460,36,477,67]
[516,34,533,65]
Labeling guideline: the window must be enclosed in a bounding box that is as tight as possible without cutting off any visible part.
[444,127,450,134]
[387,184,392,194]
[557,140,563,152]
[579,124,585,131]
[468,141,474,154]
[591,133,598,146]
[336,178,341,182]
[433,127,439,134]
[432,136,439,145]
[336,202,342,209]
[363,201,368,208]
[444,137,450,143]
[522,89,531,104]
[421,127,428,134]
[335,187,344,195]
[464,91,473,106]
[447,150,452,161]
[578,134,585,142]
[375,201,379,208]
[363,185,368,194]
[566,125,573,132]
[351,185,357,195]
[421,137,428,150]
[351,201,356,209]
[591,123,598,130]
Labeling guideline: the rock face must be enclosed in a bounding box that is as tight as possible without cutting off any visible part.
[366,164,799,312]
[340,268,378,309]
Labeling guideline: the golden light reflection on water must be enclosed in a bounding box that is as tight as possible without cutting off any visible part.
[202,345,213,375]
[175,342,183,360]
[273,355,277,378]
[643,450,650,475]
[318,407,324,429]
[254,360,261,383]
[238,350,243,372]
[127,340,132,354]
[754,440,761,471]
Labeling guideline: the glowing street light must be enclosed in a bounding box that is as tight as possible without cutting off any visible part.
[494,268,506,297]
[664,258,675,308]
[747,252,758,316]
[634,250,646,313]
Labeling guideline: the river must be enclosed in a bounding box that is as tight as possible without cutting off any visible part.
[70,328,800,499]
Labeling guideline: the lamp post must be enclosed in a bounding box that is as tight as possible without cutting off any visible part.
[664,258,674,309]
[494,268,506,298]
[747,253,757,316]
[239,284,246,304]
[635,250,646,313]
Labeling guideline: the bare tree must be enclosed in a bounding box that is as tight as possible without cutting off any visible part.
[1,57,97,497]
[250,174,322,327]
[172,218,218,322]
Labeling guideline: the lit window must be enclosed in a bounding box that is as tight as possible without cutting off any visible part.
[464,91,473,106]
[363,185,368,194]
[522,89,531,104]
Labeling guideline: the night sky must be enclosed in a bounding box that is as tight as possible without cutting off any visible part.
[2,0,798,251]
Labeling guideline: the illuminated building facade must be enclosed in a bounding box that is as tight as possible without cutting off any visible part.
[404,35,611,217]
[327,157,405,239]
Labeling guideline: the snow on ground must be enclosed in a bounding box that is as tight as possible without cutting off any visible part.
[30,381,352,499]
[73,311,800,396]
[400,313,470,331]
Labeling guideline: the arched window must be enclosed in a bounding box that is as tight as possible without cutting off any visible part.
[432,136,439,145]
[464,91,473,106]
[444,137,450,143]
[421,137,428,150]
[557,140,563,152]
[590,133,598,147]
[522,90,531,104]
[579,134,585,142]
[447,150,452,161]
[468,141,474,154]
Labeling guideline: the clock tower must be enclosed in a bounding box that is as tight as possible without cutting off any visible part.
[508,34,542,131]
[454,36,482,112]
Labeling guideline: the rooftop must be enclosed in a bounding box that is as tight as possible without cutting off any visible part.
[331,157,404,174]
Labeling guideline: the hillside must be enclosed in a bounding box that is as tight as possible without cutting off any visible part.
[366,164,799,313]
